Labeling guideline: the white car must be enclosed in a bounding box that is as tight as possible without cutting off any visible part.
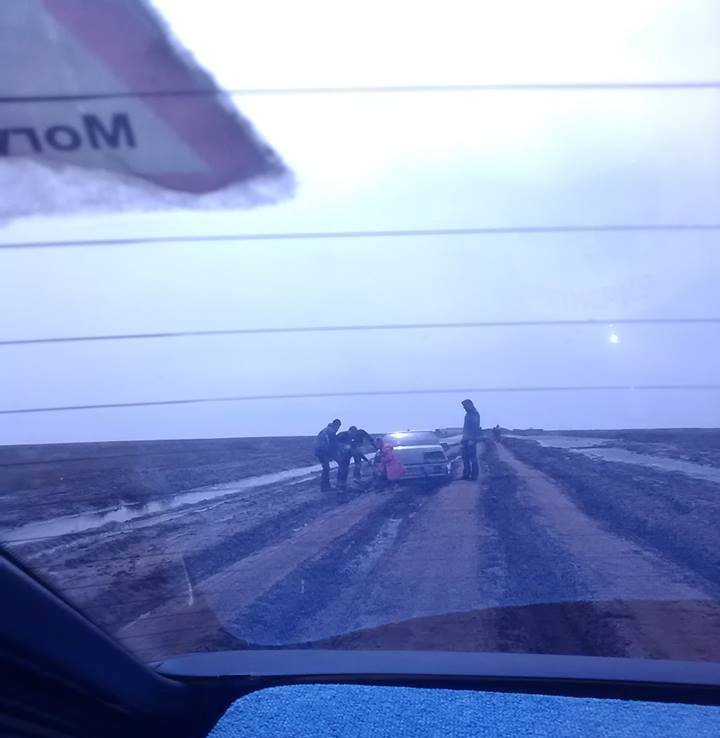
[374,430,453,485]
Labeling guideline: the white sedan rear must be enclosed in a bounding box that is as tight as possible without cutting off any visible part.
[374,431,452,485]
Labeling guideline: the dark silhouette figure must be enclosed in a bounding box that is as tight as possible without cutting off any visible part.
[314,419,341,491]
[335,425,374,488]
[461,399,481,481]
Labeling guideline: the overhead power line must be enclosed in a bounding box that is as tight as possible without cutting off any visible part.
[1,385,717,416]
[1,317,718,348]
[3,223,720,251]
[3,80,720,103]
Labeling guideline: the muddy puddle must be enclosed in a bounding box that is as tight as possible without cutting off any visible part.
[516,435,720,484]
[1,463,322,544]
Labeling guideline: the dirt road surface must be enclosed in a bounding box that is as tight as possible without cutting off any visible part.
[494,444,720,660]
[5,437,720,663]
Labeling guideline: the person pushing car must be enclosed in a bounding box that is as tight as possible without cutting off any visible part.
[335,425,375,488]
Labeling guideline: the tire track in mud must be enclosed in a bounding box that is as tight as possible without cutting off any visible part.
[118,488,396,648]
[481,441,623,656]
[230,484,445,644]
[493,442,720,659]
[62,475,347,631]
[237,447,467,645]
[504,438,720,594]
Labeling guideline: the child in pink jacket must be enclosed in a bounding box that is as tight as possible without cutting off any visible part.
[379,442,406,484]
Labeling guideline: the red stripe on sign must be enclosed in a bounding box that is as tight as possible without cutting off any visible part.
[42,0,282,192]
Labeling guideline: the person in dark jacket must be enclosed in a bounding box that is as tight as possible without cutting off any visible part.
[335,425,374,487]
[461,399,481,481]
[314,419,341,491]
[348,426,375,481]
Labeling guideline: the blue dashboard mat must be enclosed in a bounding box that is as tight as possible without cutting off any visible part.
[207,684,720,737]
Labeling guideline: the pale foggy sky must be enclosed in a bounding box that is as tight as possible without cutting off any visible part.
[1,0,720,443]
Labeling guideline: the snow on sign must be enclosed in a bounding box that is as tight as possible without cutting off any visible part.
[0,0,289,199]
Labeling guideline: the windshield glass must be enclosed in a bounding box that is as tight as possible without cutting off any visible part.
[1,1,719,669]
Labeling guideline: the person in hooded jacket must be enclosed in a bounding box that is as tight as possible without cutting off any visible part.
[374,440,406,489]
[461,399,481,481]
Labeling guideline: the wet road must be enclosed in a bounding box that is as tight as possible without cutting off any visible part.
[88,441,720,661]
[1,462,323,543]
[515,434,720,484]
[8,439,720,662]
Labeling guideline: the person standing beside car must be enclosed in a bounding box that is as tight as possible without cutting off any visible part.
[314,419,341,491]
[461,399,481,481]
